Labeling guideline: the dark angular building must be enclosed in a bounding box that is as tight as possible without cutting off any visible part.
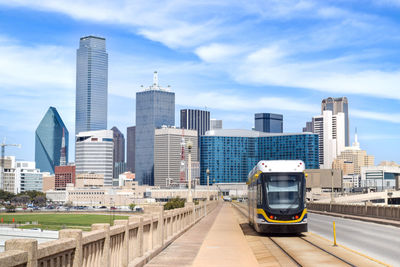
[255,113,283,133]
[135,72,175,185]
[127,126,136,173]
[111,126,125,178]
[35,107,69,174]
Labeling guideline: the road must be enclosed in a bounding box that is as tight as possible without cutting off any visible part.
[308,212,400,267]
[0,227,58,252]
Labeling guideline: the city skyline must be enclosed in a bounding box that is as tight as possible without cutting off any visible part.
[1,1,400,163]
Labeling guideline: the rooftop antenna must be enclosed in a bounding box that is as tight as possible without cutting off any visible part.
[153,71,158,87]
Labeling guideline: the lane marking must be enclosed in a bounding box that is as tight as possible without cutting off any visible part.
[308,231,393,267]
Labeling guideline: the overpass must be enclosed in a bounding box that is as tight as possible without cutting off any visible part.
[312,190,400,204]
[0,201,396,266]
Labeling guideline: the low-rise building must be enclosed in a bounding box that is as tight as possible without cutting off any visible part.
[361,165,400,191]
[16,161,43,192]
[75,173,104,188]
[55,165,75,190]
[42,173,55,191]
[305,169,342,192]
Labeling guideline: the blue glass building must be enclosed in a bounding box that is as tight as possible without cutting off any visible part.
[200,129,319,184]
[135,72,175,185]
[255,113,283,133]
[75,36,108,134]
[35,107,69,174]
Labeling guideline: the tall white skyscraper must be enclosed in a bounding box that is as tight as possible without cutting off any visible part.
[75,36,108,134]
[313,110,345,169]
[75,130,114,186]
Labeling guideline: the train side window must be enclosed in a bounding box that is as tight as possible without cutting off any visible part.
[257,184,262,206]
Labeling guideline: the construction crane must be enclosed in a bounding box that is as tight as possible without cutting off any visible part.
[0,138,21,190]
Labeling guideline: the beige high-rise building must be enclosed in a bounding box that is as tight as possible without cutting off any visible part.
[154,127,198,188]
[333,132,374,175]
[379,161,400,167]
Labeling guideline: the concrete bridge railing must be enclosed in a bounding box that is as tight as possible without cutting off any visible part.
[0,200,218,267]
[308,202,400,221]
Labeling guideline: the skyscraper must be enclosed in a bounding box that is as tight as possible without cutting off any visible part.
[111,126,125,179]
[135,72,175,185]
[210,119,223,130]
[126,126,136,173]
[180,109,210,136]
[75,130,114,186]
[154,127,198,188]
[312,110,345,168]
[35,107,69,174]
[254,113,283,133]
[75,36,108,135]
[321,97,349,146]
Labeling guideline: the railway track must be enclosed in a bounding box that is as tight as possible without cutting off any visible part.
[231,202,384,267]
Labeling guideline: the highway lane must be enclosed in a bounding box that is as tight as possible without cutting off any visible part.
[308,212,400,267]
[0,227,58,252]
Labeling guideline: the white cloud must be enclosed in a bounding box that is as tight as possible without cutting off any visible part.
[195,43,246,63]
[351,109,400,124]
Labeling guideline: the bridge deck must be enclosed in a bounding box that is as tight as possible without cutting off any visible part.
[145,202,260,267]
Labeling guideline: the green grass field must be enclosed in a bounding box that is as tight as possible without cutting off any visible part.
[0,214,129,231]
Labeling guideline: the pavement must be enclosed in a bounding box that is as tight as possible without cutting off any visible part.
[145,202,259,267]
[308,212,400,267]
[310,210,400,228]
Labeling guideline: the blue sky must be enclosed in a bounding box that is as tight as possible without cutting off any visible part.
[1,0,400,163]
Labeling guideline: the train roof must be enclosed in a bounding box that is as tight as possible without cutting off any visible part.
[248,160,305,178]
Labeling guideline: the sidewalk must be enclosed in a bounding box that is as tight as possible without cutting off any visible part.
[192,203,259,267]
[145,203,222,267]
[145,203,259,267]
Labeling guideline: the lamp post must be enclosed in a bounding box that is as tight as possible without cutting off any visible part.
[187,140,193,203]
[206,168,210,201]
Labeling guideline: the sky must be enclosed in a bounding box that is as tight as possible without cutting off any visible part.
[1,0,400,164]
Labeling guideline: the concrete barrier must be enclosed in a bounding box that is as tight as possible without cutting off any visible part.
[308,202,400,221]
[0,200,218,267]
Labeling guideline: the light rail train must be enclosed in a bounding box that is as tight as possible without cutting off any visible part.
[247,160,307,233]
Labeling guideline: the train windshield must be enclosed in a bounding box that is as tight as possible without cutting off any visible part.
[265,174,301,210]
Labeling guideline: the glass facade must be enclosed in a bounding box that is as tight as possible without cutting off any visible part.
[35,107,69,174]
[255,113,283,133]
[136,89,175,185]
[75,36,108,134]
[126,126,136,173]
[200,133,319,185]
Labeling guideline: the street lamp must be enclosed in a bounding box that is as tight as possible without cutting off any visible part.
[187,140,193,203]
[206,168,210,201]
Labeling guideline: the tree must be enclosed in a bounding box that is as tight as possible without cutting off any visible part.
[0,190,15,202]
[33,196,46,207]
[129,203,136,211]
[12,195,30,204]
[164,197,185,210]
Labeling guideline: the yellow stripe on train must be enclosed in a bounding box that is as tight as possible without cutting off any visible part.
[257,208,307,223]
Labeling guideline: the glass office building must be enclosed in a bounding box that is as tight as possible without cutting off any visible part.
[135,72,175,185]
[75,36,108,134]
[35,107,69,174]
[254,113,283,133]
[200,129,319,185]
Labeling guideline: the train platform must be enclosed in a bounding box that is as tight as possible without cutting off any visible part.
[145,202,260,267]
